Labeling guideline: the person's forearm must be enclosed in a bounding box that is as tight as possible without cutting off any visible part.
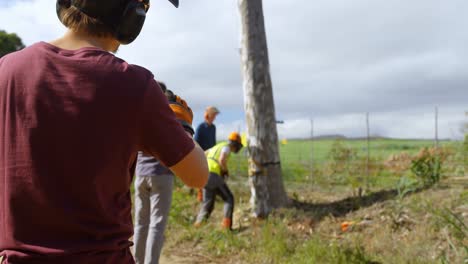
[170,144,208,188]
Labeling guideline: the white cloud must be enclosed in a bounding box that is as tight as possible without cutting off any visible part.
[215,120,245,141]
[1,0,466,139]
[0,0,64,43]
[222,106,466,140]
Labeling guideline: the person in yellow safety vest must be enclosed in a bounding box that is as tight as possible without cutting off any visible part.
[194,132,243,230]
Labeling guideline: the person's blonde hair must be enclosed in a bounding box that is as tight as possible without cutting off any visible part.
[204,106,219,121]
[57,4,114,38]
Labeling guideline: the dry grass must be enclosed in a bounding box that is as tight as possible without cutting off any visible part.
[161,176,467,264]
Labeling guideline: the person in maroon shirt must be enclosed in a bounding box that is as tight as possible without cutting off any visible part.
[0,0,208,263]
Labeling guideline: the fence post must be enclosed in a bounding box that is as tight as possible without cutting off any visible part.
[435,106,439,149]
[310,118,314,183]
[366,112,370,191]
[464,111,468,175]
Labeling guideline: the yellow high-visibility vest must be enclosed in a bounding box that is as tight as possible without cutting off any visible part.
[206,142,229,175]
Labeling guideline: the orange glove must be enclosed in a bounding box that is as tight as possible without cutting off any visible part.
[164,89,194,136]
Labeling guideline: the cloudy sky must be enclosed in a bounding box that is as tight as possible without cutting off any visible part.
[1,0,466,139]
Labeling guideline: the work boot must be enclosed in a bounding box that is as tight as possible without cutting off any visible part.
[197,189,203,202]
[221,218,232,230]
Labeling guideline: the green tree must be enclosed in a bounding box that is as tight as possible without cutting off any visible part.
[0,30,25,58]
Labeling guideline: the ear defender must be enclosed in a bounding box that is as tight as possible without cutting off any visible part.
[115,0,148,44]
[55,0,177,44]
[57,0,71,8]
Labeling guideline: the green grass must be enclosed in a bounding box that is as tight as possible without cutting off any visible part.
[229,138,462,190]
[279,138,450,163]
[165,189,382,264]
[163,179,467,264]
[150,138,467,263]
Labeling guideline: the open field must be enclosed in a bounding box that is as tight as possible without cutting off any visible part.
[155,138,467,263]
[230,138,465,186]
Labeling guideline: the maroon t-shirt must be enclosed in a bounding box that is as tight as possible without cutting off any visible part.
[0,42,194,263]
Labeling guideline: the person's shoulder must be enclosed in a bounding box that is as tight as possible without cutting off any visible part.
[123,64,154,87]
[92,54,156,96]
[100,54,154,84]
[0,42,40,65]
[197,122,208,129]
[108,53,152,78]
[221,145,231,154]
[0,43,44,76]
[0,49,22,63]
[0,42,149,77]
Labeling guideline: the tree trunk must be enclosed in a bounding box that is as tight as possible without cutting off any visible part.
[238,0,289,217]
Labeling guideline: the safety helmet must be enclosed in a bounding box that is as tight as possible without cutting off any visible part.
[56,0,179,44]
[228,132,243,147]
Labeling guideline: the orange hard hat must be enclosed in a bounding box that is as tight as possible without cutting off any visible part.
[228,132,242,145]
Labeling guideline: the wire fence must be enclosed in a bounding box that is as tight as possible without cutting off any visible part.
[228,110,468,188]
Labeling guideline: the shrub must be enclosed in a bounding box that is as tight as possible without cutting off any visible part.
[384,152,412,173]
[464,134,468,167]
[326,140,357,180]
[410,147,450,187]
[396,175,419,198]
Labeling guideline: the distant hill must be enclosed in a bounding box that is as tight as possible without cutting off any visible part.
[286,134,347,141]
[313,134,347,140]
[285,135,454,141]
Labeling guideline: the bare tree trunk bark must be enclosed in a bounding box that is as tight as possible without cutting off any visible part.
[238,0,289,217]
